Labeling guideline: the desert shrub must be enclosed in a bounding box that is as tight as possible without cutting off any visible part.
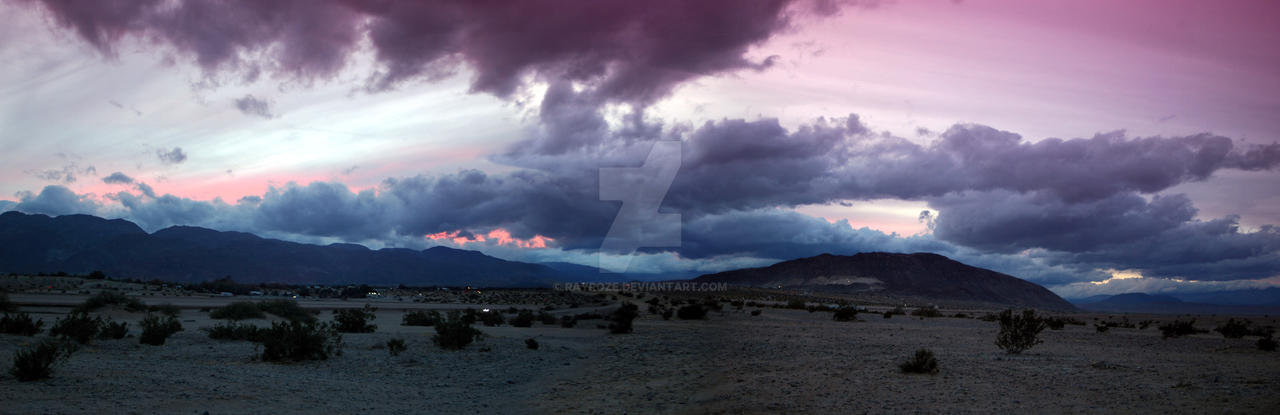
[1094,323,1109,333]
[433,311,482,350]
[0,312,43,336]
[98,318,128,339]
[677,304,707,320]
[1214,318,1252,339]
[512,309,535,328]
[50,312,102,344]
[883,311,893,319]
[751,310,762,316]
[210,301,266,320]
[911,307,942,318]
[333,304,378,333]
[608,303,639,334]
[0,292,16,313]
[995,309,1047,354]
[526,338,539,350]
[1045,317,1067,330]
[661,309,673,320]
[139,313,183,346]
[73,291,145,313]
[953,313,969,319]
[10,339,75,381]
[204,322,263,342]
[258,321,343,361]
[572,312,603,321]
[386,338,407,356]
[786,299,807,310]
[1258,336,1277,352]
[257,300,314,323]
[1138,320,1155,330]
[538,311,558,325]
[146,303,182,317]
[560,316,576,328]
[1159,320,1206,339]
[899,349,939,374]
[890,305,906,315]
[978,313,999,322]
[477,309,505,327]
[833,306,858,322]
[402,310,442,326]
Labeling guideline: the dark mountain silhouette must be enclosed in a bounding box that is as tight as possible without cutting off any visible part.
[1071,292,1280,315]
[0,211,570,286]
[693,252,1075,310]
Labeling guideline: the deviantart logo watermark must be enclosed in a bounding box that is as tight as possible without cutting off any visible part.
[599,141,682,272]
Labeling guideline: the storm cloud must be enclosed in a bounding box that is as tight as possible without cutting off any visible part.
[20,0,826,104]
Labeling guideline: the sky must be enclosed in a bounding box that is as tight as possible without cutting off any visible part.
[1,0,1278,298]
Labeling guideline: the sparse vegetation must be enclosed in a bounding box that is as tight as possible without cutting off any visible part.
[899,349,939,374]
[333,304,378,333]
[511,309,535,328]
[786,299,807,310]
[0,292,16,313]
[146,303,182,317]
[751,309,762,316]
[1213,318,1270,339]
[433,311,482,350]
[525,338,539,350]
[204,322,264,342]
[209,301,266,320]
[995,309,1047,354]
[911,306,942,318]
[139,313,183,345]
[0,312,43,336]
[73,290,145,313]
[10,339,75,382]
[1258,336,1277,352]
[98,318,129,339]
[833,306,858,322]
[477,309,505,327]
[50,312,102,344]
[258,321,343,362]
[559,316,576,328]
[257,300,315,323]
[386,338,406,356]
[1159,320,1206,339]
[402,310,442,326]
[608,303,639,334]
[677,304,707,320]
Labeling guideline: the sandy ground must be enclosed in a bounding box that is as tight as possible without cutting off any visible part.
[2,293,1279,414]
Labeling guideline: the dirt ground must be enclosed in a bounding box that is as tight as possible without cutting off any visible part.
[2,293,1278,414]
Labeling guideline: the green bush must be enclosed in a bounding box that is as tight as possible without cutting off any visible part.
[511,309,535,328]
[995,309,1047,354]
[525,338,539,350]
[257,300,314,323]
[98,318,129,340]
[50,312,102,344]
[1159,320,1206,339]
[608,303,639,334]
[333,304,378,333]
[402,310,441,326]
[386,338,407,356]
[209,301,266,320]
[258,321,343,362]
[433,311,482,350]
[899,349,939,374]
[0,312,43,336]
[833,306,858,322]
[10,339,75,381]
[677,304,707,320]
[139,313,183,346]
[204,322,263,342]
[73,291,145,313]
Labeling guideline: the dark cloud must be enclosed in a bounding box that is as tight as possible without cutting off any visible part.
[24,0,822,104]
[102,171,134,184]
[13,186,100,216]
[233,95,275,119]
[156,147,187,164]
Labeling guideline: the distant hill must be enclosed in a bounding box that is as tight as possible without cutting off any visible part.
[0,211,590,287]
[1072,292,1280,315]
[693,252,1075,310]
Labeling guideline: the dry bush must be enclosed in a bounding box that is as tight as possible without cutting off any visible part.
[10,339,75,381]
[899,349,939,374]
[0,312,43,336]
[995,309,1047,354]
[433,311,482,350]
[139,313,183,346]
[333,304,378,333]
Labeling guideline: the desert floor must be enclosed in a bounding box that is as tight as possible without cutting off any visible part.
[2,293,1279,414]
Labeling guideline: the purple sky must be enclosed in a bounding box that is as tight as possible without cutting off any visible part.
[2,0,1278,297]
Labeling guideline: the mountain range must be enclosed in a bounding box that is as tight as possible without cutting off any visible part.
[1071,292,1280,315]
[693,252,1076,310]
